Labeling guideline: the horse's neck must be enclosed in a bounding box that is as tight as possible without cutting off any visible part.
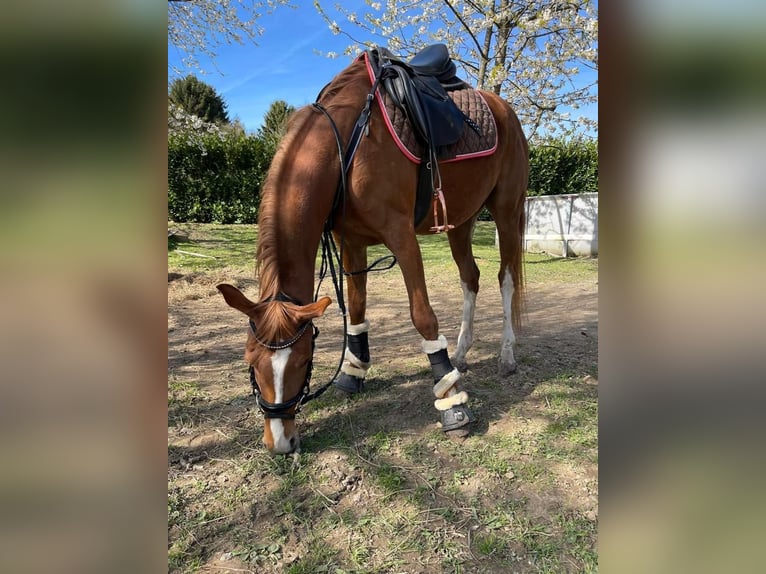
[257,107,355,304]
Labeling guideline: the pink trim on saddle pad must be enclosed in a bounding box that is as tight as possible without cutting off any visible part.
[362,52,498,165]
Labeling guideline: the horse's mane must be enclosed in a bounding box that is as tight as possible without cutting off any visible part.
[255,57,368,309]
[255,106,313,303]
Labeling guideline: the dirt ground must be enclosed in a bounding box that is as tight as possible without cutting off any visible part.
[168,260,598,573]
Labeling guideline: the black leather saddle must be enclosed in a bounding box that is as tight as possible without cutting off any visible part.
[367,44,470,158]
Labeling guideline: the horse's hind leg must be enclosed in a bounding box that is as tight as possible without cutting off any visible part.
[488,195,525,377]
[384,224,473,436]
[447,218,480,372]
[334,243,372,394]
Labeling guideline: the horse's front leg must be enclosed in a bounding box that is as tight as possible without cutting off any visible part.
[385,226,474,437]
[334,242,372,394]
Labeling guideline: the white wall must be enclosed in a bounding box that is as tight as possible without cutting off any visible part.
[496,193,598,257]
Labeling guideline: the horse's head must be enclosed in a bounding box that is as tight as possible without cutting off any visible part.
[217,284,331,454]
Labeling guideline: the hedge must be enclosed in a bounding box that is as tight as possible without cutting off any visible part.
[168,131,273,224]
[168,134,597,223]
[527,138,598,196]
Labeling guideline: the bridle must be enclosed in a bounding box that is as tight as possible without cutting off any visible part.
[247,293,322,420]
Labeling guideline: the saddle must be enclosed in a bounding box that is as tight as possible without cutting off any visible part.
[366,45,481,231]
[367,44,470,160]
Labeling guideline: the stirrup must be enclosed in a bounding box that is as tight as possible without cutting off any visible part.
[334,372,365,394]
[440,404,474,432]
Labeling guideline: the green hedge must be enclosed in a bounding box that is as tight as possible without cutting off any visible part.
[528,138,598,197]
[168,134,597,223]
[168,132,272,223]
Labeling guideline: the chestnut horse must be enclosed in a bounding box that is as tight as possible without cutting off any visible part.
[218,53,528,454]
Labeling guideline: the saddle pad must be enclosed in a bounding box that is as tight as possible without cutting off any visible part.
[363,54,498,164]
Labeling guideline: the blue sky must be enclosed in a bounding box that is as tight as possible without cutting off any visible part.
[168,3,366,131]
[168,2,597,135]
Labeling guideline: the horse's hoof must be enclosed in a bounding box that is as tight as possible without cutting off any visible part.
[440,404,474,433]
[452,356,469,373]
[334,372,365,394]
[498,361,517,377]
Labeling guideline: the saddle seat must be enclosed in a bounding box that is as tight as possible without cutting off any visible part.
[407,44,457,84]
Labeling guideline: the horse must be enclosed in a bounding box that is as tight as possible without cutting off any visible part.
[218,48,528,454]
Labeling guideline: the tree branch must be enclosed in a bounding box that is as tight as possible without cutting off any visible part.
[442,0,487,60]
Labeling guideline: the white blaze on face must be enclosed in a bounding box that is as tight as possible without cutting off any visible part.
[269,348,293,453]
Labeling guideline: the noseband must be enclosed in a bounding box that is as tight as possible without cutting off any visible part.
[247,293,322,420]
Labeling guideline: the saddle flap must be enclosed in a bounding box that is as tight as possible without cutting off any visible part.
[412,75,464,147]
[379,57,465,151]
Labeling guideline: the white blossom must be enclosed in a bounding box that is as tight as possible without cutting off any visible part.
[168,0,292,74]
[313,0,598,141]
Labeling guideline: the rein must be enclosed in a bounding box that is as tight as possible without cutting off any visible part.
[247,69,397,420]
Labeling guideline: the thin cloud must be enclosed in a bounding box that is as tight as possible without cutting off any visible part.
[220,28,326,95]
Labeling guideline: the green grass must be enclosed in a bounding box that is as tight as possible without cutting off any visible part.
[168,378,205,406]
[286,539,340,574]
[372,463,407,494]
[168,223,257,273]
[168,222,597,283]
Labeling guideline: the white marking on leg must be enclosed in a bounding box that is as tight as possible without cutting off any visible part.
[454,281,476,367]
[343,348,370,370]
[500,268,516,369]
[269,348,293,453]
[434,390,469,411]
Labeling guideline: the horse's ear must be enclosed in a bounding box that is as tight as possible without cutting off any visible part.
[217,284,258,317]
[296,296,332,321]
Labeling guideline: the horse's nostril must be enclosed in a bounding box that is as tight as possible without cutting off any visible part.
[289,436,297,450]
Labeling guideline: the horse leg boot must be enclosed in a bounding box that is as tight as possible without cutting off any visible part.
[423,335,474,436]
[334,320,371,394]
[335,242,371,394]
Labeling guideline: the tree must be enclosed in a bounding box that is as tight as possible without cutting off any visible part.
[168,0,291,73]
[169,75,230,124]
[313,0,597,141]
[258,100,296,152]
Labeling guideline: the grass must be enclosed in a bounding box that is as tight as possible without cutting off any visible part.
[168,221,598,573]
[168,221,598,283]
[168,223,257,274]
